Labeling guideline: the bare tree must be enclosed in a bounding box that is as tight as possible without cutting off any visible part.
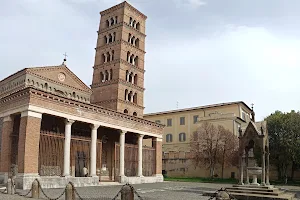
[190,122,239,179]
[219,127,239,179]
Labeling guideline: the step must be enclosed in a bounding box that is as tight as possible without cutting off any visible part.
[232,184,275,189]
[228,192,295,200]
[227,186,279,192]
[226,189,284,196]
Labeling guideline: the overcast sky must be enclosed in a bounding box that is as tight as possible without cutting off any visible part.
[1,0,300,120]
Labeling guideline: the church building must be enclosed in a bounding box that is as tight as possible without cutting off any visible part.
[0,1,164,189]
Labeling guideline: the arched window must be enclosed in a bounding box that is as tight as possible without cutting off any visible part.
[127,51,130,62]
[73,92,76,98]
[136,22,140,30]
[128,33,131,42]
[110,69,113,80]
[113,32,116,42]
[109,34,113,43]
[115,16,118,24]
[111,50,114,61]
[100,72,104,82]
[107,52,111,62]
[132,20,136,27]
[124,109,128,114]
[106,20,109,27]
[135,38,139,48]
[110,17,114,26]
[130,55,134,64]
[131,36,135,45]
[105,70,109,81]
[125,89,128,100]
[166,134,173,143]
[128,73,133,83]
[104,35,108,44]
[179,133,186,142]
[44,83,48,91]
[134,74,137,84]
[129,17,132,25]
[102,54,106,63]
[134,56,138,66]
[128,91,133,102]
[133,112,137,116]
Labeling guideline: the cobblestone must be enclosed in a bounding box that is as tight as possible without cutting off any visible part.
[0,181,299,200]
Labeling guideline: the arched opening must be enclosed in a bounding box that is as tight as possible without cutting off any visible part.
[131,36,135,45]
[130,55,134,64]
[134,74,137,84]
[124,109,128,114]
[102,54,106,63]
[44,83,48,91]
[128,73,133,83]
[105,70,109,81]
[129,17,132,25]
[135,38,139,48]
[128,33,131,42]
[136,22,140,30]
[124,89,128,100]
[109,34,113,43]
[72,92,76,98]
[128,91,133,102]
[125,70,129,81]
[111,50,114,61]
[110,69,113,80]
[104,35,108,44]
[100,72,104,82]
[106,20,109,27]
[113,32,116,42]
[127,51,130,62]
[107,52,111,62]
[134,56,138,66]
[32,80,35,85]
[133,93,137,103]
[133,112,137,116]
[110,17,114,26]
[115,16,118,24]
[132,20,136,27]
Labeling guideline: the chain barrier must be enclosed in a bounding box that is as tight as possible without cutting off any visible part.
[69,182,84,200]
[0,188,7,194]
[128,183,144,200]
[37,179,66,200]
[12,179,33,197]
[112,184,127,200]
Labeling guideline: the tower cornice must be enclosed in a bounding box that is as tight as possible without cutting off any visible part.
[91,79,145,92]
[95,40,146,54]
[98,22,146,38]
[93,59,145,73]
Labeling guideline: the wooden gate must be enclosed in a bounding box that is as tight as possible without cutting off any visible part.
[114,143,156,177]
[39,131,102,177]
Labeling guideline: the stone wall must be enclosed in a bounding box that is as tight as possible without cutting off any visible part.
[0,117,3,152]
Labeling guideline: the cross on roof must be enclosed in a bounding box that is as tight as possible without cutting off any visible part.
[63,52,68,60]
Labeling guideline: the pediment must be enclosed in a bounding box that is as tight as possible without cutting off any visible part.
[26,65,92,93]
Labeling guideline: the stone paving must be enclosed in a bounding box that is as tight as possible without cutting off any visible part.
[0,181,300,200]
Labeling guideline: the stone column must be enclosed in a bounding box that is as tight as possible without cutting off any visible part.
[138,134,144,177]
[131,75,135,84]
[261,149,266,185]
[63,119,74,177]
[0,116,13,174]
[110,51,113,61]
[104,54,107,63]
[152,137,163,177]
[245,150,249,184]
[239,154,244,185]
[126,72,130,82]
[266,149,270,185]
[119,130,126,178]
[90,124,99,177]
[108,71,111,80]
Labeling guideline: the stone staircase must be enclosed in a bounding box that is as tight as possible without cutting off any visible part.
[225,185,295,200]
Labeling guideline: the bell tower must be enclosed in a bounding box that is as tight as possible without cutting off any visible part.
[91,1,147,118]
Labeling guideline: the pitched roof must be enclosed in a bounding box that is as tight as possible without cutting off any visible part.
[144,101,252,116]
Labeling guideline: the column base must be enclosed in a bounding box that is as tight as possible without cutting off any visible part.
[15,173,40,190]
[119,175,128,183]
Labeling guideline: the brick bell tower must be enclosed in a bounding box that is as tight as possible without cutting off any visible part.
[91,1,147,118]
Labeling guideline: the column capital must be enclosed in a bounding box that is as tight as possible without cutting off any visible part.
[90,124,100,130]
[65,119,75,125]
[153,137,162,142]
[138,134,144,139]
[21,110,42,119]
[119,130,127,135]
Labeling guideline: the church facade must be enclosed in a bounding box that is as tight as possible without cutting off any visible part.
[0,1,164,189]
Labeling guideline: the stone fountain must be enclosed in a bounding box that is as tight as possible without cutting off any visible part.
[247,166,262,186]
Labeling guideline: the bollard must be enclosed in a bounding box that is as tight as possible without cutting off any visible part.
[65,182,75,200]
[6,178,12,195]
[31,179,39,199]
[121,185,134,200]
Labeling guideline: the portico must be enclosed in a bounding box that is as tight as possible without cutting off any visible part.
[0,86,164,189]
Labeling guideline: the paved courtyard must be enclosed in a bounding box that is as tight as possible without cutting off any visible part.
[1,181,300,200]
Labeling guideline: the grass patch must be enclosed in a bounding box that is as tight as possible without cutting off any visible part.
[164,177,238,184]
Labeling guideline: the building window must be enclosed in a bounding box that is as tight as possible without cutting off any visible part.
[167,119,172,127]
[179,133,186,142]
[166,134,173,143]
[193,115,199,124]
[180,117,185,125]
[124,109,128,114]
[133,112,137,116]
[155,120,161,124]
[242,112,246,120]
